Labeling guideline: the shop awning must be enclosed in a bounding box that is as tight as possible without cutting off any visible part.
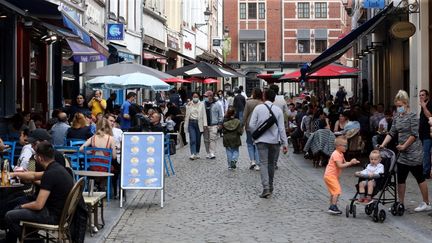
[108,43,136,62]
[66,39,106,63]
[143,51,167,64]
[257,73,285,83]
[306,2,394,74]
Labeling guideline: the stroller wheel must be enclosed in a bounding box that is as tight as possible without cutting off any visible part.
[352,204,356,218]
[372,202,379,222]
[379,209,386,222]
[365,204,372,215]
[346,205,350,218]
[372,213,379,222]
[397,203,405,216]
[390,202,398,216]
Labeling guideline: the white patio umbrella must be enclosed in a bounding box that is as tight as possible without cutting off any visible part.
[85,76,118,88]
[104,72,171,91]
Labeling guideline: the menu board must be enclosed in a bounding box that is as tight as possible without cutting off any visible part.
[121,132,164,189]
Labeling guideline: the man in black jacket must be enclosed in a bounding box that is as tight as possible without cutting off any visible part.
[233,89,246,124]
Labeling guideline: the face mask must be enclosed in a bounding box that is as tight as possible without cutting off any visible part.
[397,106,405,113]
[204,97,209,102]
[192,98,199,103]
[214,97,219,101]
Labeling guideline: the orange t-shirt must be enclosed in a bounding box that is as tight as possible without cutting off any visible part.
[324,150,345,177]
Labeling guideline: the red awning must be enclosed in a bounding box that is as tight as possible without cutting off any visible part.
[203,78,219,84]
[163,77,192,83]
[280,63,359,80]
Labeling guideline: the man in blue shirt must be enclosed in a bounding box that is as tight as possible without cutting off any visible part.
[120,92,137,131]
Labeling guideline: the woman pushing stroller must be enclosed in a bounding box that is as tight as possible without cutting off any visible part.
[379,90,431,212]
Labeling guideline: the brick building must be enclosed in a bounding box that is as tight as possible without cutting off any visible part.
[224,0,351,96]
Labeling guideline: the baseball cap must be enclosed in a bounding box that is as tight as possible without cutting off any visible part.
[27,128,52,144]
[204,91,213,97]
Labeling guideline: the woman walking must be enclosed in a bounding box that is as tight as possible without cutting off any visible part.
[184,92,207,160]
[243,88,263,170]
[380,90,431,212]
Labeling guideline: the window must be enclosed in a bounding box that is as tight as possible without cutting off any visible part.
[248,3,257,19]
[240,42,247,61]
[298,2,310,18]
[258,3,265,19]
[259,43,265,61]
[240,3,246,19]
[315,40,327,53]
[298,40,310,53]
[248,42,257,61]
[315,2,327,18]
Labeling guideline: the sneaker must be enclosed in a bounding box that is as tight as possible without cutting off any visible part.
[206,154,212,159]
[194,154,200,159]
[249,162,256,170]
[275,165,279,170]
[189,155,196,160]
[230,160,237,169]
[254,165,260,171]
[209,153,216,159]
[328,205,342,215]
[414,202,432,212]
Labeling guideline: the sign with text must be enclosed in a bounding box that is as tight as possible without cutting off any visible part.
[121,132,164,190]
[107,23,124,40]
[363,0,385,9]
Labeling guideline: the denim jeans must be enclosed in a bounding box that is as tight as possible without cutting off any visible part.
[188,120,201,155]
[246,131,260,165]
[225,147,239,167]
[257,143,280,190]
[422,139,432,176]
[5,207,58,242]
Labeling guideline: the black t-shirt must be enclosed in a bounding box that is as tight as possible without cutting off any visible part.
[419,100,432,140]
[66,126,93,140]
[39,162,74,220]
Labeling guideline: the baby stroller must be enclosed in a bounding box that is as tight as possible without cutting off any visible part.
[345,148,403,222]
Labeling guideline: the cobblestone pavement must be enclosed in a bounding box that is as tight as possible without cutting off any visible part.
[106,137,432,243]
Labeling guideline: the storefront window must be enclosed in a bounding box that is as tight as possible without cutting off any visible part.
[298,40,310,53]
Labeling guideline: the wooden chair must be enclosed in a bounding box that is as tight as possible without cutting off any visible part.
[20,178,85,243]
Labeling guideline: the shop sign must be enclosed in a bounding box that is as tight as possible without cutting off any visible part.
[167,35,179,51]
[363,0,385,9]
[212,38,222,47]
[390,21,416,39]
[107,23,124,40]
[85,0,104,37]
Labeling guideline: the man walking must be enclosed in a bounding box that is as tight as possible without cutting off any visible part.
[203,90,223,159]
[233,89,246,124]
[120,92,137,131]
[419,89,432,178]
[249,89,288,198]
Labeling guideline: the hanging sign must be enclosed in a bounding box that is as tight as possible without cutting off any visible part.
[107,23,124,40]
[363,0,385,9]
[390,21,416,39]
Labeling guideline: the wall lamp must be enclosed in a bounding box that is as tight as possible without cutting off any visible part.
[195,7,212,29]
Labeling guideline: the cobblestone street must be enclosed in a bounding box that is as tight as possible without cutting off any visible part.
[106,137,432,242]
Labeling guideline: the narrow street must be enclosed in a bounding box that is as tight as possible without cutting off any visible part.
[105,137,432,242]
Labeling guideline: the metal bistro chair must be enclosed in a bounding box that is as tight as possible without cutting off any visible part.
[3,141,16,167]
[20,178,85,243]
[164,134,175,176]
[83,147,113,201]
[54,145,81,176]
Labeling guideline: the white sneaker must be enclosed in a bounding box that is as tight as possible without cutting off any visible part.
[414,202,432,212]
[254,165,260,171]
[194,154,200,159]
[189,155,195,160]
[209,153,216,159]
[206,154,211,159]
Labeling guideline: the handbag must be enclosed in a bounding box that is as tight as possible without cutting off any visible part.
[252,104,278,140]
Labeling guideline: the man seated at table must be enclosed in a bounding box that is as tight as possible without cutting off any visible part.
[2,141,74,242]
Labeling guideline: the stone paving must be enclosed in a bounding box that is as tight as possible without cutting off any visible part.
[105,137,432,243]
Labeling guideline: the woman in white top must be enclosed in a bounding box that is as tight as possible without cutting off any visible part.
[184,92,207,160]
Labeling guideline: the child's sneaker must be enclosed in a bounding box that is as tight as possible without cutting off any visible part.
[328,205,342,215]
[357,197,365,203]
[230,160,237,169]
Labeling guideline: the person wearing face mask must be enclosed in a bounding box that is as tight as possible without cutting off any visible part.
[379,90,431,212]
[184,92,207,160]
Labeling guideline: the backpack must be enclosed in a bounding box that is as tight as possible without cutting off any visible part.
[252,104,278,140]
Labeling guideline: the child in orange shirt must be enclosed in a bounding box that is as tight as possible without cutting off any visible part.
[324,136,360,214]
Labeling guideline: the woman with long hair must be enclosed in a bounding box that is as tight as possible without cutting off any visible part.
[66,112,92,140]
[184,92,207,160]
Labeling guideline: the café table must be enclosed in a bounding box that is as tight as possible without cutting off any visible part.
[73,170,113,235]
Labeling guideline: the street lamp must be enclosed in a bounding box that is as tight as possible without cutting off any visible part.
[195,7,212,29]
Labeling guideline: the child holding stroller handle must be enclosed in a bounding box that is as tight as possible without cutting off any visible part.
[324,136,360,214]
[355,150,384,204]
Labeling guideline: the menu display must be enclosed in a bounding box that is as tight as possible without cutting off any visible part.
[121,132,164,189]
